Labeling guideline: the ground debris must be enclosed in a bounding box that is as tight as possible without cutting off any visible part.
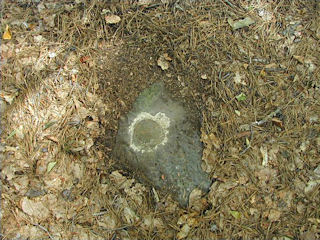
[1,0,319,239]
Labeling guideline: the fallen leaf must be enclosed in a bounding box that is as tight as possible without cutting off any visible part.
[123,207,139,224]
[304,179,320,194]
[265,63,278,69]
[138,0,153,5]
[3,25,12,40]
[189,188,202,210]
[236,93,246,101]
[208,133,221,149]
[157,55,170,70]
[260,146,268,166]
[45,135,59,143]
[98,214,117,229]
[293,55,304,64]
[235,110,241,116]
[230,210,241,219]
[20,197,50,220]
[228,17,255,30]
[234,71,246,85]
[272,118,284,129]
[177,224,190,240]
[1,90,19,104]
[201,74,208,80]
[268,209,281,222]
[105,15,121,24]
[47,161,57,173]
[80,55,90,63]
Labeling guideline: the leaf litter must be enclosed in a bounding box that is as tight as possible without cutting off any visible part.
[1,1,319,239]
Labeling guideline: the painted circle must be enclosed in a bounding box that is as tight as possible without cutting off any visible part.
[132,119,165,150]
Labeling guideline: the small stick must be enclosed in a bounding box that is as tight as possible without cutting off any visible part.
[240,107,281,154]
[34,224,54,240]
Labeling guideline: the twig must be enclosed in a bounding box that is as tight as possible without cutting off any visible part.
[93,211,109,216]
[54,46,76,83]
[253,107,281,126]
[100,225,132,232]
[240,107,281,154]
[240,124,253,155]
[34,224,54,240]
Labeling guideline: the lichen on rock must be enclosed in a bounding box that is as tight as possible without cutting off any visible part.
[113,82,211,206]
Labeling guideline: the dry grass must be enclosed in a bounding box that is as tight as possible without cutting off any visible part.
[1,0,319,239]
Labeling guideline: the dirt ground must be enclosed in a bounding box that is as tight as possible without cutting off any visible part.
[1,0,319,239]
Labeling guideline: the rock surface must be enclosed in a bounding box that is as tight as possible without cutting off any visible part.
[113,82,211,206]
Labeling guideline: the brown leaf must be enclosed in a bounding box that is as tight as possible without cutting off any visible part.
[80,55,90,63]
[177,224,190,240]
[272,117,284,129]
[45,135,59,143]
[20,197,50,220]
[105,15,121,24]
[293,55,305,64]
[157,55,170,70]
[268,209,281,222]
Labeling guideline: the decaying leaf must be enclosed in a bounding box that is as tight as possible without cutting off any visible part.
[304,179,320,194]
[201,74,208,80]
[228,17,255,30]
[157,54,171,70]
[3,25,12,40]
[293,55,304,64]
[234,71,246,85]
[20,197,50,220]
[268,209,281,222]
[260,146,268,166]
[177,224,190,240]
[188,188,207,211]
[45,135,59,143]
[105,15,121,24]
[123,207,139,224]
[272,118,284,129]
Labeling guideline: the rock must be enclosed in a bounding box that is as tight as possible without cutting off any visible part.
[113,82,211,206]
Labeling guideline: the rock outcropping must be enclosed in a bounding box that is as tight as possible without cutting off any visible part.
[113,82,211,206]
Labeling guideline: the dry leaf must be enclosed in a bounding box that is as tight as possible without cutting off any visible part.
[45,135,59,143]
[157,55,170,70]
[265,63,277,69]
[98,214,117,229]
[272,117,284,129]
[177,224,190,239]
[189,188,207,211]
[233,71,246,85]
[80,55,90,63]
[228,17,255,30]
[260,146,268,166]
[3,25,12,40]
[293,55,304,64]
[20,197,50,220]
[268,209,281,222]
[201,74,208,80]
[105,15,121,24]
[138,0,153,5]
[208,133,221,149]
[123,207,139,224]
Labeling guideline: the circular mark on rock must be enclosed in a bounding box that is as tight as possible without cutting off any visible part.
[129,112,170,153]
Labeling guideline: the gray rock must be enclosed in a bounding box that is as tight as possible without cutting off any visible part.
[113,82,211,206]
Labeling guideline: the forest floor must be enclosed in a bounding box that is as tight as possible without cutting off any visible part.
[1,1,319,239]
